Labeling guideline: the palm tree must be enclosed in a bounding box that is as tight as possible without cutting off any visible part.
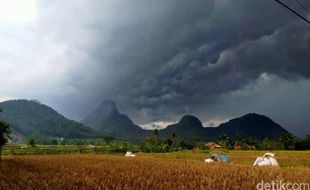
[218,134,231,149]
[153,129,160,145]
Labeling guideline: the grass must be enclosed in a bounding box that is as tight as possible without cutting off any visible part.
[1,144,112,155]
[0,151,310,189]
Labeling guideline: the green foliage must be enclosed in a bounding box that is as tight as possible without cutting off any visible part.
[1,133,310,157]
[141,130,171,153]
[257,138,283,150]
[141,131,195,153]
[51,139,58,145]
[108,142,139,153]
[0,108,11,161]
[196,142,208,150]
[0,121,11,147]
[1,144,112,155]
[141,143,171,153]
[191,136,202,147]
[179,140,193,150]
[27,138,36,147]
[296,135,310,150]
[170,131,178,147]
[217,134,233,149]
[278,133,297,150]
[103,136,115,144]
[164,139,173,147]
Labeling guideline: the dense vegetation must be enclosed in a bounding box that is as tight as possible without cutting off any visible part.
[0,100,101,139]
[1,130,309,157]
[0,108,11,161]
[139,129,310,152]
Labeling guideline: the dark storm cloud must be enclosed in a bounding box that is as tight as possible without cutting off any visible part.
[72,0,310,133]
[111,0,310,124]
[2,0,310,135]
[107,0,310,135]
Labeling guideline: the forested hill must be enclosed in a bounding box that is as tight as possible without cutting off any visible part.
[0,100,101,139]
[160,113,289,140]
[0,99,289,141]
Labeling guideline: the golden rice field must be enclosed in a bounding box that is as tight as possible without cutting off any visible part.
[0,151,309,190]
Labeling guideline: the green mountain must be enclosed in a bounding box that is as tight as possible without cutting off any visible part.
[81,100,148,139]
[0,100,101,139]
[160,113,289,140]
[160,115,206,140]
[208,113,289,140]
[0,99,289,141]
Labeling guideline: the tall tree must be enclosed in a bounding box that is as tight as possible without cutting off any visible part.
[278,133,297,150]
[0,108,11,161]
[218,134,232,149]
[171,131,178,147]
[153,129,160,145]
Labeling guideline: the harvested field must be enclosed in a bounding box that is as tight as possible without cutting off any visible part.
[1,153,310,190]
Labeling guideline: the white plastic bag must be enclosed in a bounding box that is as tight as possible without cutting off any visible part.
[205,158,214,163]
[125,151,136,157]
[253,156,279,166]
[269,157,279,166]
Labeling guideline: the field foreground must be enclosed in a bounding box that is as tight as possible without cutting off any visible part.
[1,152,310,190]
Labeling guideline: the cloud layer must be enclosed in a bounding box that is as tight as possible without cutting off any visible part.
[1,0,310,136]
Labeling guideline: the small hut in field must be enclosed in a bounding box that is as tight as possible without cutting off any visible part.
[206,142,222,149]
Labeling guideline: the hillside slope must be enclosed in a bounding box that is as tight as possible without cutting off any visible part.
[81,100,148,139]
[0,100,100,138]
[207,113,289,140]
[160,115,206,140]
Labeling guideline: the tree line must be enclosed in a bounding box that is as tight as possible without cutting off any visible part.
[138,129,310,152]
[1,108,310,159]
[0,109,11,161]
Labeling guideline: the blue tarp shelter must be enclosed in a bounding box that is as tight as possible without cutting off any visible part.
[210,152,230,163]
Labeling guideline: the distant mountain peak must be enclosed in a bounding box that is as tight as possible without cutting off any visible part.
[30,99,42,104]
[100,99,117,108]
[160,113,288,140]
[81,100,147,139]
[241,113,269,119]
[179,115,203,127]
[217,113,288,140]
[226,112,275,126]
[97,99,119,116]
[159,115,205,140]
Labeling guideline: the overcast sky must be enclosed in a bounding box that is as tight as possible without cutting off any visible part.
[1,0,310,136]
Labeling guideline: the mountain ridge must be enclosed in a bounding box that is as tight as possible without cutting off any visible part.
[159,113,289,140]
[0,99,290,141]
